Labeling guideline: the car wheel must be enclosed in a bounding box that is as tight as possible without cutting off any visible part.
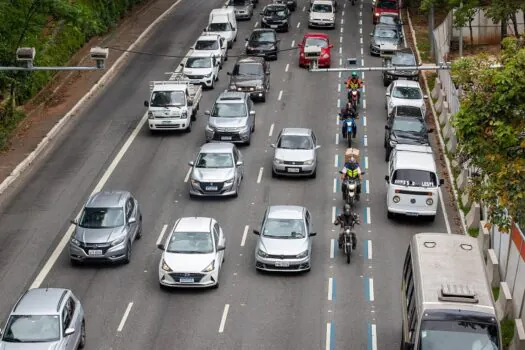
[123,244,131,264]
[387,211,394,219]
[186,119,192,133]
[78,319,86,349]
[311,168,317,178]
[272,169,278,178]
[136,218,143,240]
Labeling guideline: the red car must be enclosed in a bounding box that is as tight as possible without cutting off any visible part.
[298,33,333,68]
[372,0,398,24]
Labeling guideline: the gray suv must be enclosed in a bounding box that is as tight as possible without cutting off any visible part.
[205,91,256,145]
[69,190,143,265]
[227,56,270,102]
[0,288,85,349]
[227,0,254,20]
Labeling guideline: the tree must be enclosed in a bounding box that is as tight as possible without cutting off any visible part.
[451,37,525,232]
[484,0,522,38]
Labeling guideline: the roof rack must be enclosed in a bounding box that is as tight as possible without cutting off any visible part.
[438,283,479,304]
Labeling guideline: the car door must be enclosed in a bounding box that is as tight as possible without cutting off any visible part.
[305,210,313,251]
[263,62,270,90]
[233,146,244,180]
[213,223,225,267]
[125,198,137,241]
[61,300,75,350]
[311,131,318,163]
[247,97,255,129]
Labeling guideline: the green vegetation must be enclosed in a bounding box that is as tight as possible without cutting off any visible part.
[501,318,515,349]
[0,0,148,149]
[492,286,500,300]
[468,227,478,237]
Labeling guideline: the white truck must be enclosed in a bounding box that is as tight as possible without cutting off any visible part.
[144,76,202,132]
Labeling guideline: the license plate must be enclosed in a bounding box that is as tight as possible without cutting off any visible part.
[287,168,300,173]
[398,77,407,80]
[221,136,233,141]
[275,261,290,267]
[190,80,200,84]
[270,25,278,28]
[162,120,172,124]
[405,212,419,216]
[179,278,194,283]
[206,186,218,191]
[88,250,102,256]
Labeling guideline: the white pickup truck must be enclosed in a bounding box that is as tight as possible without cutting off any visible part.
[144,76,202,132]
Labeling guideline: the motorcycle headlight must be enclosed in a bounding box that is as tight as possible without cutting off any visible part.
[426,198,434,206]
[161,259,172,272]
[148,111,154,119]
[70,238,80,246]
[296,250,308,258]
[257,248,268,258]
[304,159,314,165]
[202,260,215,272]
[393,195,400,203]
[111,236,126,246]
[274,158,284,165]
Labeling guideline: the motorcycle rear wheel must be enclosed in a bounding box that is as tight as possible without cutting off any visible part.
[346,249,351,263]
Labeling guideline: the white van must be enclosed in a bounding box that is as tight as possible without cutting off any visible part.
[206,8,237,49]
[384,144,444,221]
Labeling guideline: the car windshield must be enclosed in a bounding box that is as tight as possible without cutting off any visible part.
[195,40,219,50]
[167,231,214,254]
[312,4,333,12]
[393,118,425,133]
[392,169,437,187]
[263,218,306,238]
[208,22,231,32]
[419,320,500,350]
[305,37,328,48]
[186,57,212,68]
[379,15,399,25]
[195,152,234,168]
[392,86,422,99]
[79,207,125,228]
[251,31,275,43]
[375,28,398,38]
[212,102,247,117]
[150,91,185,107]
[228,0,249,5]
[392,53,416,65]
[378,0,397,9]
[277,135,313,150]
[264,7,287,17]
[233,63,263,76]
[2,315,60,343]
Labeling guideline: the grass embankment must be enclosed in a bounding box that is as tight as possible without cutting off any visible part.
[0,0,148,149]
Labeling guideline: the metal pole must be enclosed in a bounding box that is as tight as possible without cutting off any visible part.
[459,1,464,57]
[429,4,435,59]
[0,66,102,71]
[309,63,502,73]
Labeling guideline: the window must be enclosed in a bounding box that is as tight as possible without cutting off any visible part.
[305,37,328,48]
[311,132,317,145]
[312,4,333,12]
[233,63,263,76]
[150,91,185,107]
[195,152,234,168]
[392,53,416,66]
[195,40,219,50]
[62,305,70,332]
[250,31,276,43]
[392,117,426,133]
[208,22,232,32]
[186,57,212,69]
[392,86,422,99]
[126,198,134,220]
[1,315,60,343]
[392,169,437,188]
[233,148,239,163]
[167,231,214,254]
[213,223,220,246]
[378,0,397,9]
[375,28,398,39]
[78,207,125,228]
[277,135,313,150]
[263,218,306,239]
[305,211,311,231]
[212,102,247,118]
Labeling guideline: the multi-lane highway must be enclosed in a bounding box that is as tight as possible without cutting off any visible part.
[0,0,459,349]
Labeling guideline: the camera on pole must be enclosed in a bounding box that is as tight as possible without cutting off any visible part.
[89,47,109,69]
[16,47,36,69]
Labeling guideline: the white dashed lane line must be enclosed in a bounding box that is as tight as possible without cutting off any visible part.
[268,123,274,137]
[285,63,289,72]
[218,304,230,333]
[278,90,283,101]
[291,40,295,48]
[155,224,168,246]
[257,167,264,184]
[240,225,249,247]
[297,22,301,28]
[117,302,134,332]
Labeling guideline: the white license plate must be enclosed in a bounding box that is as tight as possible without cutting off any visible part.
[206,186,218,191]
[275,261,290,267]
[179,278,194,283]
[88,250,103,256]
[190,79,201,84]
[162,120,172,124]
[287,168,300,173]
[398,77,407,80]
[405,212,419,216]
[221,136,233,141]
[270,25,278,28]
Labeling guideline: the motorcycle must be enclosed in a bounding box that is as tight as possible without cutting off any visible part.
[349,0,356,5]
[341,117,356,147]
[347,88,360,110]
[342,226,353,263]
[339,171,366,207]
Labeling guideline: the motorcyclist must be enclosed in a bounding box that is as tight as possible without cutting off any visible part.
[340,156,363,201]
[339,102,358,139]
[334,203,359,249]
[345,71,364,104]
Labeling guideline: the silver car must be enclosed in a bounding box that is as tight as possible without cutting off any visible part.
[271,128,321,178]
[188,142,244,198]
[227,0,254,20]
[69,190,142,264]
[254,205,316,272]
[369,24,402,57]
[0,288,86,349]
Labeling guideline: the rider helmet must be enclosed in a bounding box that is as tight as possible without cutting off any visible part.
[343,203,352,216]
[351,71,358,78]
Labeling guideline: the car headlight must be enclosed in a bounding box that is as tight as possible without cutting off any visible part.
[148,111,154,119]
[205,72,213,78]
[393,195,400,203]
[205,124,215,132]
[111,236,126,246]
[426,198,434,206]
[161,259,172,272]
[304,159,314,165]
[255,83,263,90]
[229,85,236,90]
[296,250,309,258]
[181,110,188,119]
[274,158,284,165]
[202,260,215,272]
[70,238,80,246]
[191,178,199,186]
[224,178,234,185]
[257,248,268,258]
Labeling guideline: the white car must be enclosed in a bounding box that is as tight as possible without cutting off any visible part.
[385,80,428,116]
[157,217,226,289]
[193,34,228,67]
[181,52,220,89]
[308,0,335,29]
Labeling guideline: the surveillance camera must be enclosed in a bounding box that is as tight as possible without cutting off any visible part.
[90,47,109,60]
[16,47,36,61]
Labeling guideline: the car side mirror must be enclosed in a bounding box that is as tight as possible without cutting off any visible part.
[188,161,194,167]
[315,145,321,149]
[423,95,429,99]
[236,161,244,166]
[157,243,165,250]
[270,143,276,148]
[128,217,137,224]
[205,110,211,115]
[249,110,256,116]
[144,100,149,107]
[187,100,193,106]
[385,175,390,182]
[245,37,249,41]
[64,328,75,337]
[253,229,260,235]
[309,232,317,236]
[217,244,226,251]
[439,179,445,186]
[370,32,373,36]
[386,92,390,97]
[329,44,334,48]
[385,125,390,130]
[70,219,78,225]
[179,63,184,67]
[427,128,434,133]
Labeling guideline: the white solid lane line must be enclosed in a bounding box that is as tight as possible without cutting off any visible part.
[367,240,373,259]
[291,40,295,48]
[117,302,134,332]
[328,277,334,301]
[218,304,230,333]
[257,167,264,184]
[369,278,375,301]
[331,206,336,223]
[333,178,337,193]
[297,22,301,28]
[278,90,283,101]
[285,63,289,72]
[156,224,168,246]
[268,123,274,137]
[371,324,378,350]
[184,167,192,183]
[241,225,249,247]
[325,323,332,350]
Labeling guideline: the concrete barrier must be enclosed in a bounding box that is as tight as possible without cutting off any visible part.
[466,202,480,230]
[486,249,501,288]
[446,131,457,153]
[456,168,468,191]
[439,108,450,127]
[431,77,442,99]
[435,89,446,113]
[510,319,525,350]
[443,119,454,139]
[477,220,490,260]
[461,190,471,209]
[495,281,513,321]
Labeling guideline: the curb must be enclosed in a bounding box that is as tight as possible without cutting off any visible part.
[0,0,184,197]
[403,9,468,236]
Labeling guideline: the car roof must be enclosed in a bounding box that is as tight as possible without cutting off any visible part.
[188,51,214,58]
[312,0,334,4]
[236,56,265,64]
[12,288,69,315]
[199,142,235,153]
[304,32,329,39]
[281,128,312,136]
[217,90,247,102]
[197,34,220,41]
[265,3,287,9]
[87,191,128,208]
[174,217,213,233]
[267,205,305,219]
[375,24,399,31]
[392,79,421,88]
[394,145,436,171]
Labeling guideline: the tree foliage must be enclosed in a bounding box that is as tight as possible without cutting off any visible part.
[451,37,525,231]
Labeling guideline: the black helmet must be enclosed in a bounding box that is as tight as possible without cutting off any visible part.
[343,204,351,216]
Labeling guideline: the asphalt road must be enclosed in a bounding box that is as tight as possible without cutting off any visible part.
[0,0,458,349]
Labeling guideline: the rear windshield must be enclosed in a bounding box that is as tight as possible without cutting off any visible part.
[392,53,416,65]
[392,169,437,187]
[378,0,397,9]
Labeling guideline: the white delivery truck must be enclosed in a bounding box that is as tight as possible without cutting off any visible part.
[205,8,237,49]
[144,75,202,132]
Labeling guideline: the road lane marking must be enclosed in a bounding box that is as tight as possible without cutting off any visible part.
[333,178,337,193]
[332,206,336,223]
[363,116,367,127]
[278,90,283,101]
[359,11,362,16]
[363,135,368,147]
[369,278,375,301]
[366,207,371,224]
[339,47,342,55]
[330,239,335,258]
[342,11,345,16]
[365,179,370,194]
[117,302,134,332]
[364,156,368,169]
[254,21,258,28]
[367,240,373,259]
[184,167,192,183]
[257,167,264,183]
[368,323,378,350]
[218,304,230,333]
[359,19,362,25]
[340,27,343,33]
[334,154,339,167]
[362,85,366,93]
[291,40,295,48]
[337,99,341,108]
[361,47,364,55]
[337,83,341,93]
[339,58,342,66]
[268,123,274,137]
[302,6,305,11]
[363,98,366,109]
[338,72,342,78]
[340,36,343,43]
[328,277,335,301]
[326,323,334,350]
[285,63,289,72]
[335,133,339,145]
[360,37,363,44]
[241,225,249,247]
[297,22,301,28]
[360,27,362,35]
[156,224,168,246]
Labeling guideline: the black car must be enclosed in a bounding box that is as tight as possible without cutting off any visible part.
[384,114,433,161]
[382,48,419,86]
[388,105,425,120]
[245,29,279,60]
[227,56,270,102]
[260,4,291,32]
[273,0,297,11]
